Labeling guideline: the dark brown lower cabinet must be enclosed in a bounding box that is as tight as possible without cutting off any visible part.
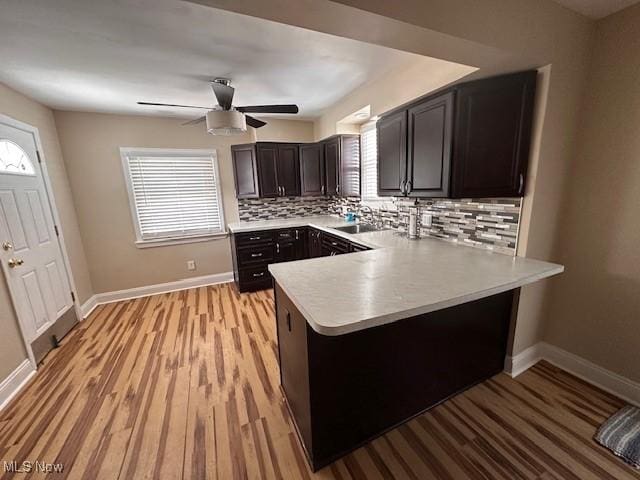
[232,227,369,292]
[275,283,515,471]
[308,229,322,258]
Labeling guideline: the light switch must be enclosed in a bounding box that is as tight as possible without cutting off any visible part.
[187,260,196,271]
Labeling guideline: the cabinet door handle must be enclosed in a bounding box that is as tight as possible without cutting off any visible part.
[295,230,299,240]
[400,179,406,195]
[321,185,325,195]
[251,253,263,258]
[406,180,412,195]
[253,272,265,278]
[249,236,260,241]
[276,242,280,254]
[518,173,524,194]
[336,184,340,194]
[286,311,292,332]
[331,242,338,246]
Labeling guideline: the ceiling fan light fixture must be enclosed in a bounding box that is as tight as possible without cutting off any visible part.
[206,110,247,135]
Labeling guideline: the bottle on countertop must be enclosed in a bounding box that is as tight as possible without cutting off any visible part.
[408,206,419,240]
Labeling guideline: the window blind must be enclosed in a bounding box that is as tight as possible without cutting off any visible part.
[124,152,225,241]
[360,121,381,201]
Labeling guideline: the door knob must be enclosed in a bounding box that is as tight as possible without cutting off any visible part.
[8,258,24,268]
[2,241,12,251]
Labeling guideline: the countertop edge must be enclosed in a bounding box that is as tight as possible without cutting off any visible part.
[272,264,564,337]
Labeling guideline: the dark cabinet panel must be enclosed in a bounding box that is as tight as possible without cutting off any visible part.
[231,144,259,199]
[275,285,312,453]
[452,71,536,198]
[276,144,301,196]
[293,228,306,260]
[300,144,325,196]
[340,135,361,197]
[407,92,453,197]
[377,110,407,196]
[324,138,339,196]
[275,240,297,263]
[308,229,322,258]
[256,144,279,197]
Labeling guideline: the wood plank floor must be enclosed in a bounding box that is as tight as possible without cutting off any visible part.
[1,283,639,479]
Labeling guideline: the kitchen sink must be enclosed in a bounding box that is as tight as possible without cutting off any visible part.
[333,224,384,234]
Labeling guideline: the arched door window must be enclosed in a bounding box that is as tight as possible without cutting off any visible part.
[0,139,35,175]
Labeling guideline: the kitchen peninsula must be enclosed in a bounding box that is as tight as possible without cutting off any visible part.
[228,217,563,470]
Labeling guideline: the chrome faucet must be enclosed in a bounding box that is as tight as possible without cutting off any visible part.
[357,205,383,229]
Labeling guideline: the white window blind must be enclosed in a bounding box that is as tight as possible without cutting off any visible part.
[121,149,225,245]
[360,120,382,201]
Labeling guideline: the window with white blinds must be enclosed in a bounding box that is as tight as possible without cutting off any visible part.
[121,148,226,245]
[360,120,382,201]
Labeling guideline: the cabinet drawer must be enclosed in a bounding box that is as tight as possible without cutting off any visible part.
[237,245,274,266]
[322,235,350,253]
[235,231,274,246]
[275,228,302,241]
[239,265,271,283]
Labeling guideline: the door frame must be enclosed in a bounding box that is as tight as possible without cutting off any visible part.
[0,113,82,369]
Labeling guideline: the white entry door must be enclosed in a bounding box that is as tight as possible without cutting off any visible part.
[0,120,73,349]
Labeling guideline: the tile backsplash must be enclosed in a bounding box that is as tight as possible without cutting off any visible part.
[236,195,521,256]
[237,196,334,221]
[332,197,521,255]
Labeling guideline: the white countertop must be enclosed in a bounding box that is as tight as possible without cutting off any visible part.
[228,216,564,336]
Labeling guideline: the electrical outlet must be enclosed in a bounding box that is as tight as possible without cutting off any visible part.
[422,213,433,228]
[187,260,196,271]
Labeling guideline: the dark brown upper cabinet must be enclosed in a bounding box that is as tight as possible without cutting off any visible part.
[300,143,325,196]
[322,135,361,197]
[255,143,300,198]
[256,144,279,197]
[451,71,536,198]
[407,91,453,197]
[276,144,301,196]
[232,136,360,199]
[377,110,407,196]
[231,144,259,199]
[323,137,339,196]
[377,70,536,199]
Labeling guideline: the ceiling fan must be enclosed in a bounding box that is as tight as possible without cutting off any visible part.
[137,78,299,135]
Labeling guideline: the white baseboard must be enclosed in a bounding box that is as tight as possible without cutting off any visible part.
[506,342,640,407]
[0,359,36,412]
[80,295,99,319]
[505,343,543,377]
[80,272,234,319]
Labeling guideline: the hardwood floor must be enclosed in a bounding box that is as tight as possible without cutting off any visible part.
[1,283,638,479]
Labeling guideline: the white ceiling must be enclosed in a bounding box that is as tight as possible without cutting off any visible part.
[0,0,425,119]
[552,0,640,19]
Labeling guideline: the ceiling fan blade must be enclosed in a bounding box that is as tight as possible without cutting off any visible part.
[211,82,235,110]
[182,116,206,126]
[236,104,299,114]
[245,115,267,129]
[138,101,210,109]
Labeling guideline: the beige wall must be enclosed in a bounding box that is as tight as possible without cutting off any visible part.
[0,84,93,379]
[313,56,476,140]
[252,118,314,143]
[54,111,313,294]
[544,4,640,382]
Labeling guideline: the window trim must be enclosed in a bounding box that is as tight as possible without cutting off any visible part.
[120,147,227,248]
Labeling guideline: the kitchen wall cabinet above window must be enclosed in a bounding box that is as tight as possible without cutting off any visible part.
[377,70,537,198]
[231,135,361,199]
